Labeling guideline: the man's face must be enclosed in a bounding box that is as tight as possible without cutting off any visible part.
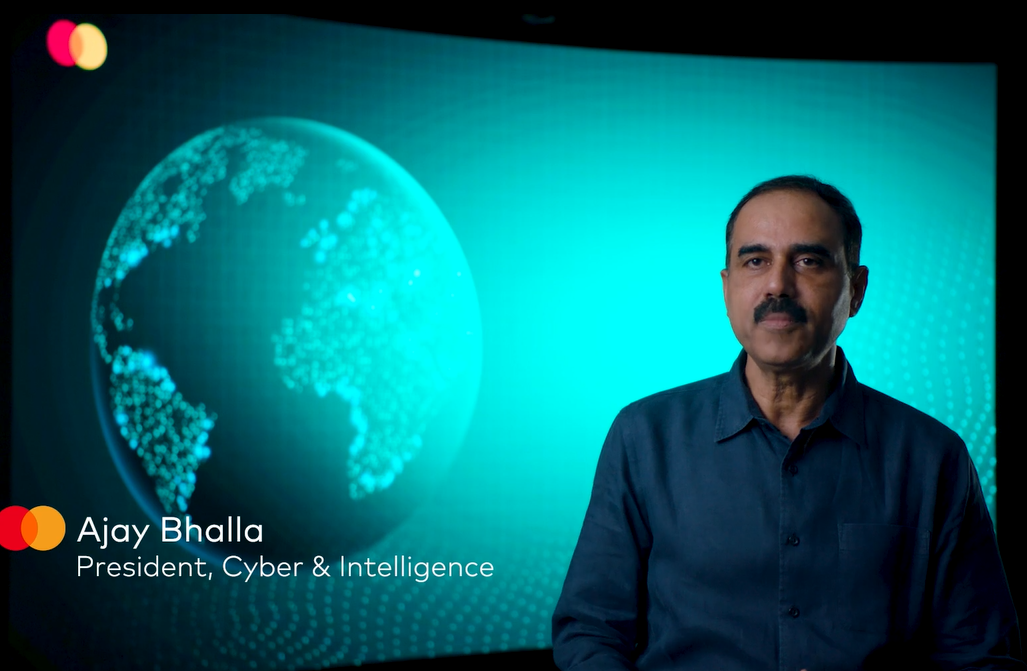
[721,189,868,373]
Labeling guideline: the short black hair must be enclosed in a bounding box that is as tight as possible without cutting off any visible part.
[725,175,863,276]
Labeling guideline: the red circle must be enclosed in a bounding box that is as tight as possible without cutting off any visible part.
[47,20,77,67]
[0,506,31,551]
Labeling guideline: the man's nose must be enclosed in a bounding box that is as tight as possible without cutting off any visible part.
[765,259,796,296]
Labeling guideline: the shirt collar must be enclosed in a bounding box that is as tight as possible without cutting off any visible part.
[715,346,866,449]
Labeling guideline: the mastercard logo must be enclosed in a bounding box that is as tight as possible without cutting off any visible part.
[47,20,107,70]
[0,506,66,551]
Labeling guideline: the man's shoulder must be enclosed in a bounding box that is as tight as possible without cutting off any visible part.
[617,371,727,425]
[857,381,968,456]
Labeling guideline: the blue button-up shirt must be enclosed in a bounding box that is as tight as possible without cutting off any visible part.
[553,348,1023,670]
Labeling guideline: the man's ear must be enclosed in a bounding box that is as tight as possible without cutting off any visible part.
[721,268,729,310]
[849,265,868,317]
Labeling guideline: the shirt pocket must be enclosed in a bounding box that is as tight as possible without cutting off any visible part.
[836,523,931,634]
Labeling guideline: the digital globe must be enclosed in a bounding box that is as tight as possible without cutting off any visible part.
[90,118,482,563]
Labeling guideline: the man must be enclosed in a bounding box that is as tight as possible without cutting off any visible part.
[551,176,1023,670]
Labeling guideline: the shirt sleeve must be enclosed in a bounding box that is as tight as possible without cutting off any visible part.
[926,442,1025,670]
[552,410,653,670]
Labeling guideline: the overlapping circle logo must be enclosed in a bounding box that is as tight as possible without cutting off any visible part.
[0,506,66,551]
[46,20,107,70]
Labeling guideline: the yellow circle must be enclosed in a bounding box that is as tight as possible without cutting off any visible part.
[70,23,107,70]
[27,506,65,551]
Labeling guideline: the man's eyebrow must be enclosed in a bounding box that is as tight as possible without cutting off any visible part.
[736,243,835,258]
[736,244,769,257]
[790,243,833,257]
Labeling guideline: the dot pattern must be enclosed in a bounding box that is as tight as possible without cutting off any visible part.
[272,185,474,499]
[108,346,214,512]
[90,126,308,514]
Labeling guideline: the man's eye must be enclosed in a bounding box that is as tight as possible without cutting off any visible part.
[798,257,822,267]
[745,258,764,267]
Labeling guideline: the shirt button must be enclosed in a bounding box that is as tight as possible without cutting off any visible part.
[788,606,800,618]
[788,464,799,475]
[786,534,800,546]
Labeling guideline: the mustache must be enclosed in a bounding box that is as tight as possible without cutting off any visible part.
[754,297,807,324]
